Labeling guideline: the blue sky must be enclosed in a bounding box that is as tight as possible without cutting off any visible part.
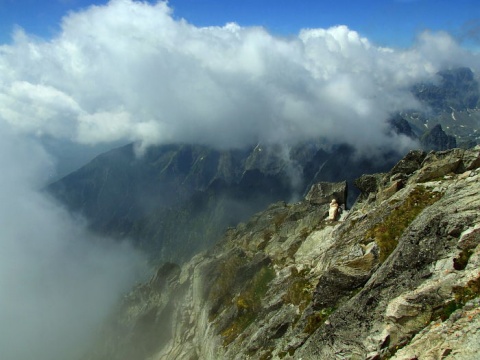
[0,0,479,48]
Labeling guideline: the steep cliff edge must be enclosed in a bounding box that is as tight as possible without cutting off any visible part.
[84,146,480,360]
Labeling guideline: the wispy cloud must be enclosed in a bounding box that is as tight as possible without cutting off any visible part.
[459,18,480,48]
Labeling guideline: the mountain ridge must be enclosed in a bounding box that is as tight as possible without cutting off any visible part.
[82,145,480,360]
[47,141,399,263]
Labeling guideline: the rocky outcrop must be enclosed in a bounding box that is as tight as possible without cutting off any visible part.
[420,124,457,151]
[304,181,347,206]
[83,146,480,360]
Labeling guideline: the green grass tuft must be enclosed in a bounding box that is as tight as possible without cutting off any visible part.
[365,186,442,262]
[303,307,335,334]
[221,265,276,345]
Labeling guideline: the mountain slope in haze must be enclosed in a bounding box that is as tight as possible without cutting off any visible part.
[413,67,479,112]
[47,67,479,263]
[82,146,480,360]
[47,141,398,263]
[406,67,480,148]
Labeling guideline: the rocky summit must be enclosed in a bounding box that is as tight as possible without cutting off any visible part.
[84,146,480,360]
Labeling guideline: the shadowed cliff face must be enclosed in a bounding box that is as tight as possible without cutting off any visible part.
[82,146,480,360]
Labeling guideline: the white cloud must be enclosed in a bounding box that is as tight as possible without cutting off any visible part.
[0,81,82,137]
[0,0,477,153]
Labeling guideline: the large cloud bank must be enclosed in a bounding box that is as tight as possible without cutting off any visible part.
[0,0,478,154]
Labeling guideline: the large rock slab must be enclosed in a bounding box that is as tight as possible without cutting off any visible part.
[410,148,464,182]
[305,181,348,207]
[389,149,427,176]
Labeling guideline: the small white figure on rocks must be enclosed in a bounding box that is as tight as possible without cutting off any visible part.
[328,199,339,221]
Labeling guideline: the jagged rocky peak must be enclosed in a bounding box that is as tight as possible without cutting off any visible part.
[387,114,417,139]
[83,146,480,360]
[420,123,457,151]
[401,66,480,149]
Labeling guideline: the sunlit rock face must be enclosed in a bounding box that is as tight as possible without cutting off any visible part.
[82,145,480,360]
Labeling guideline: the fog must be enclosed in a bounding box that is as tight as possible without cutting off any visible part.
[0,1,478,359]
[0,128,148,360]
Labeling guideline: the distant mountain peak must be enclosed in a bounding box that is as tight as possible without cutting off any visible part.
[412,67,480,113]
[420,123,457,151]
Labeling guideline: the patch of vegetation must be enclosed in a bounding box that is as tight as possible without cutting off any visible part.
[282,268,312,312]
[433,277,480,321]
[365,186,442,262]
[434,300,460,321]
[303,307,335,334]
[221,310,257,346]
[453,276,480,305]
[221,265,276,345]
[207,254,245,321]
[273,212,289,229]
